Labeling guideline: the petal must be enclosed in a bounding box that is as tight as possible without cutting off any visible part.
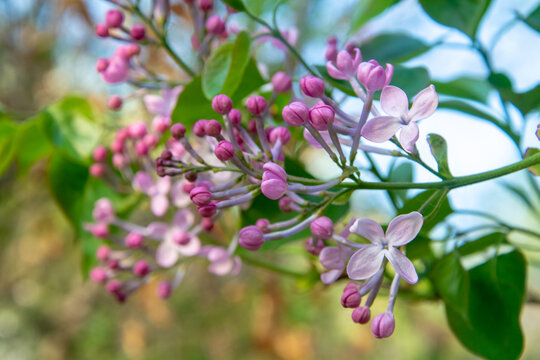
[319,247,344,270]
[171,182,191,207]
[156,241,179,268]
[143,94,167,115]
[232,257,242,276]
[146,222,169,238]
[326,62,348,80]
[155,176,171,194]
[340,218,357,238]
[386,211,424,246]
[321,269,342,284]
[173,209,194,229]
[408,84,439,121]
[178,236,201,256]
[385,247,418,284]
[209,259,234,276]
[380,86,409,117]
[151,195,169,217]
[399,122,419,153]
[361,116,403,143]
[303,128,331,149]
[132,171,154,193]
[349,218,384,244]
[346,245,385,280]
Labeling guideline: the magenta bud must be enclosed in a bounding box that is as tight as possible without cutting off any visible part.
[171,123,187,139]
[214,140,235,161]
[272,72,292,93]
[95,58,109,72]
[134,140,149,156]
[204,119,222,137]
[126,43,141,57]
[239,225,264,251]
[198,180,212,189]
[246,96,267,115]
[228,109,242,126]
[130,25,146,40]
[156,166,166,177]
[190,186,212,206]
[95,23,109,38]
[261,162,288,200]
[308,104,335,131]
[278,197,293,212]
[133,260,150,277]
[161,150,172,160]
[198,0,213,11]
[193,120,208,137]
[90,163,106,178]
[108,95,123,110]
[371,312,395,338]
[310,216,334,239]
[105,9,124,28]
[153,115,171,133]
[269,127,291,144]
[144,133,158,148]
[171,229,191,245]
[341,287,361,308]
[282,102,309,127]
[184,171,197,182]
[247,119,257,133]
[356,60,393,92]
[96,245,110,261]
[93,198,115,223]
[112,154,127,169]
[106,280,122,294]
[202,218,214,232]
[300,75,325,98]
[90,223,109,238]
[352,306,371,324]
[198,202,217,218]
[325,36,338,62]
[93,146,108,162]
[212,94,233,115]
[206,15,226,35]
[90,267,108,283]
[125,231,144,248]
[305,237,324,256]
[157,281,172,299]
[183,182,196,194]
[128,121,147,138]
[107,259,120,270]
[111,139,124,154]
[256,218,271,233]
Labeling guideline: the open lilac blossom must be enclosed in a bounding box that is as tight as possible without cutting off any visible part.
[326,49,362,80]
[133,172,181,217]
[319,219,356,284]
[361,85,439,152]
[143,86,182,117]
[347,212,423,284]
[199,246,241,276]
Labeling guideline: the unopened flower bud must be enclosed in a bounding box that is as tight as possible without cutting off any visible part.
[125,232,144,248]
[214,140,235,161]
[171,229,191,245]
[357,60,393,92]
[212,94,232,115]
[206,15,226,35]
[282,102,309,126]
[256,218,270,233]
[190,186,212,206]
[90,163,106,178]
[135,140,149,156]
[239,225,264,251]
[269,127,291,144]
[228,109,242,125]
[308,105,335,131]
[193,120,208,137]
[108,95,123,110]
[310,216,334,239]
[171,123,186,139]
[279,197,293,212]
[130,25,146,40]
[93,198,114,223]
[341,287,361,308]
[112,153,127,169]
[202,218,214,232]
[352,306,371,324]
[204,119,222,137]
[93,146,108,162]
[300,75,325,97]
[108,259,120,270]
[95,58,109,72]
[90,267,108,283]
[128,121,147,138]
[96,245,110,261]
[183,182,196,194]
[90,223,109,238]
[95,24,109,38]
[133,260,150,277]
[143,134,158,148]
[325,36,338,62]
[105,9,124,28]
[153,116,171,133]
[247,119,257,133]
[198,0,213,11]
[246,96,267,115]
[157,281,172,299]
[305,237,324,255]
[261,162,287,200]
[106,280,122,294]
[184,171,197,182]
[371,312,395,338]
[272,72,292,93]
[198,202,217,218]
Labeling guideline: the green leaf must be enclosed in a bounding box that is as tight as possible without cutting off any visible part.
[524,147,540,176]
[0,119,18,177]
[438,99,504,124]
[360,33,430,63]
[400,189,452,232]
[454,232,506,257]
[501,182,538,213]
[350,0,399,32]
[430,251,469,317]
[222,0,246,11]
[502,84,540,116]
[388,162,413,206]
[171,76,217,129]
[445,250,526,360]
[202,43,234,99]
[391,65,431,98]
[222,32,252,95]
[418,0,492,39]
[432,77,491,103]
[231,58,265,103]
[523,5,540,32]
[15,117,53,176]
[39,96,101,163]
[427,133,452,177]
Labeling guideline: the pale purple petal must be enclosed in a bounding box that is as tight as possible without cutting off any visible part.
[171,182,191,207]
[399,122,419,153]
[173,209,194,229]
[346,245,385,280]
[361,116,403,143]
[321,269,342,284]
[151,195,169,217]
[146,222,169,238]
[386,211,424,246]
[303,128,331,149]
[209,259,234,276]
[349,218,384,244]
[156,241,179,268]
[178,236,201,256]
[143,94,167,115]
[408,84,438,121]
[340,218,357,238]
[319,247,344,270]
[385,247,418,284]
[132,171,154,193]
[326,62,348,80]
[380,86,409,117]
[154,176,171,195]
[231,257,242,276]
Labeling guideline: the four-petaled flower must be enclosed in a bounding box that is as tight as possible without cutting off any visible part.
[347,212,423,284]
[361,85,439,153]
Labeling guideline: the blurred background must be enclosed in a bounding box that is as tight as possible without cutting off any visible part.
[1,0,540,359]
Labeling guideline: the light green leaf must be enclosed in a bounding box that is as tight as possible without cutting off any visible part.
[430,251,469,317]
[15,117,53,176]
[172,76,218,129]
[350,0,400,32]
[202,43,234,99]
[432,77,492,103]
[427,133,452,177]
[360,33,430,63]
[524,147,540,176]
[0,119,18,177]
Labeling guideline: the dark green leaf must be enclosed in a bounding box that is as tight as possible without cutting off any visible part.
[350,0,399,31]
[406,233,434,260]
[454,232,506,257]
[427,133,452,177]
[445,250,526,360]
[391,65,431,98]
[360,34,430,63]
[388,162,413,206]
[524,147,540,176]
[432,77,491,103]
[231,58,265,103]
[438,99,504,124]
[222,31,252,95]
[222,0,246,11]
[15,117,53,176]
[400,189,452,232]
[502,84,540,116]
[430,251,469,317]
[418,0,492,39]
[523,5,540,32]
[171,76,217,129]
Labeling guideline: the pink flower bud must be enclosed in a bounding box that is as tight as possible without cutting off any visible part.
[198,0,213,11]
[93,198,115,223]
[279,197,293,212]
[228,109,242,125]
[282,102,309,126]
[198,180,212,189]
[183,182,196,194]
[130,25,146,40]
[246,96,267,115]
[352,306,371,324]
[272,72,292,93]
[153,115,171,133]
[261,162,287,200]
[325,36,338,62]
[190,186,212,206]
[90,163,106,178]
[204,119,222,137]
[371,312,395,338]
[128,121,147,138]
[269,127,291,144]
[309,105,335,131]
[239,225,264,251]
[93,146,108,162]
[133,260,150,277]
[356,60,393,92]
[95,58,109,72]
[100,56,129,84]
[300,75,325,98]
[206,15,226,35]
[310,216,334,239]
[212,94,232,115]
[96,245,110,261]
[214,140,235,161]
[198,202,217,218]
[108,259,120,270]
[111,139,124,153]
[256,218,270,233]
[247,119,257,133]
[171,123,186,139]
[171,229,191,245]
[126,44,141,57]
[184,172,197,183]
[202,218,214,232]
[116,128,129,142]
[106,280,122,294]
[143,133,158,148]
[90,267,108,283]
[341,287,361,308]
[135,140,149,156]
[191,34,200,50]
[305,237,324,255]
[95,23,109,38]
[193,120,208,137]
[108,95,123,110]
[112,153,127,169]
[89,223,109,238]
[157,281,172,299]
[125,232,144,248]
[105,9,124,28]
